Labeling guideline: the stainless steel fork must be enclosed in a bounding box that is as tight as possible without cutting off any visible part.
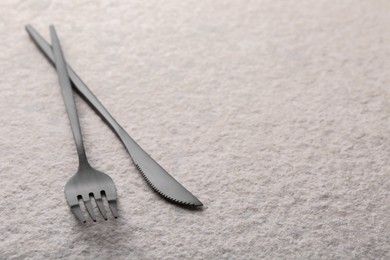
[50,26,118,223]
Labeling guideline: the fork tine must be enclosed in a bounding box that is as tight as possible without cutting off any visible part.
[84,200,97,222]
[108,200,118,218]
[95,199,108,220]
[71,205,86,223]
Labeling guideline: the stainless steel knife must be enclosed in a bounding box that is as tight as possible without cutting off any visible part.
[26,25,202,207]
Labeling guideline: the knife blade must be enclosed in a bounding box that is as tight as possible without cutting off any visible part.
[26,25,202,207]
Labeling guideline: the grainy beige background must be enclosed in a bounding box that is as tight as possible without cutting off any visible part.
[1,0,390,259]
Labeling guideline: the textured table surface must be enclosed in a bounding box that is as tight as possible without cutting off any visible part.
[1,0,390,259]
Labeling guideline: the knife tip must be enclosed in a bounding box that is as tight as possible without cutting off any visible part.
[193,198,203,207]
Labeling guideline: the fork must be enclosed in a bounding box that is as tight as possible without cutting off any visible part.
[50,25,118,223]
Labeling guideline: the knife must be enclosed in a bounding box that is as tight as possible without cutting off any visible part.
[26,25,202,207]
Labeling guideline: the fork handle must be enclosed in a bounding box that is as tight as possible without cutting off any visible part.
[50,26,89,167]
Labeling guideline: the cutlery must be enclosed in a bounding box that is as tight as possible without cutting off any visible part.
[50,26,118,222]
[26,25,203,207]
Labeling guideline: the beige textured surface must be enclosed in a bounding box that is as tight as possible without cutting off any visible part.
[1,0,390,259]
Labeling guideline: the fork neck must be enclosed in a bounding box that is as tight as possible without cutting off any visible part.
[78,151,91,170]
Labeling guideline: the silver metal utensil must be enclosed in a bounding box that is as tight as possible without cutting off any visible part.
[50,26,118,222]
